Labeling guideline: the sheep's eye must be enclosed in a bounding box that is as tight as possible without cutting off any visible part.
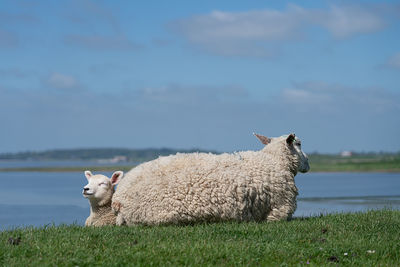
[99,182,107,186]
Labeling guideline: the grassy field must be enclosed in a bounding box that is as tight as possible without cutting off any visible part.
[308,153,400,172]
[1,210,399,266]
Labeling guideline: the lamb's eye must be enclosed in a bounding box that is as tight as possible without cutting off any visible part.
[99,182,107,186]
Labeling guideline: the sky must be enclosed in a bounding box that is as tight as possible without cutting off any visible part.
[1,0,399,154]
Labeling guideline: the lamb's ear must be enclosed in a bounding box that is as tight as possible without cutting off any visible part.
[110,171,123,186]
[286,133,296,146]
[84,170,93,180]
[253,133,271,145]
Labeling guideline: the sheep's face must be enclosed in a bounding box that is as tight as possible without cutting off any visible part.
[83,171,123,204]
[254,133,310,173]
[288,134,310,173]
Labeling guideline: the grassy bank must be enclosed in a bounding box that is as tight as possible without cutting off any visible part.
[308,154,400,172]
[1,210,399,266]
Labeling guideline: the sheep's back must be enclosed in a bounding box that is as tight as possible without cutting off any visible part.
[113,151,292,225]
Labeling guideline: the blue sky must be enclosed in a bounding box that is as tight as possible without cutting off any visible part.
[1,0,399,153]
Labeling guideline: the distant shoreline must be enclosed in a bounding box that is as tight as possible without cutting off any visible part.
[0,166,134,173]
[1,152,400,173]
[1,149,399,173]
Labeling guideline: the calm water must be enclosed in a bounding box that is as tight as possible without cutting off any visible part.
[0,171,399,229]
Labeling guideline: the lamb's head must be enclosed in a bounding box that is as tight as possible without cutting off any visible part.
[254,133,310,173]
[83,171,123,206]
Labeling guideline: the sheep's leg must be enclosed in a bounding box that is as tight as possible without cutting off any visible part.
[85,216,92,226]
[112,200,126,226]
[267,204,295,221]
[116,213,126,226]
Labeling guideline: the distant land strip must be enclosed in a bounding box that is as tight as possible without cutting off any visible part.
[0,162,399,173]
[0,148,217,161]
[0,148,399,173]
[0,165,132,173]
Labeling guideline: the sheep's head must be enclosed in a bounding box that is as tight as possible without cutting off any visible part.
[83,171,123,206]
[254,133,310,173]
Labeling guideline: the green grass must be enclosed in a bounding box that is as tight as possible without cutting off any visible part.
[1,210,399,266]
[308,154,400,172]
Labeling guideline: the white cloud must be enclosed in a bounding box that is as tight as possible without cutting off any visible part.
[171,6,304,57]
[283,88,332,105]
[171,4,387,57]
[316,5,384,38]
[45,73,80,90]
[1,80,399,153]
[282,81,400,113]
[181,8,303,42]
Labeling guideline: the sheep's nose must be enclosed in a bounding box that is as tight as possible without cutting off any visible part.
[83,187,89,191]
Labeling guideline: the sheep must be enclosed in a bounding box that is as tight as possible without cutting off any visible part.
[82,170,123,226]
[112,133,310,225]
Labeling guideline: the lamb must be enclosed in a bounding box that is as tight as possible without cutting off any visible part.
[112,133,310,225]
[82,170,123,226]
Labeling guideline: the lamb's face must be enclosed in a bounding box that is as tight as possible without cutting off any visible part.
[83,171,123,203]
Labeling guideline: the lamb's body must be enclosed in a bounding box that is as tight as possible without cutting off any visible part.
[82,171,123,226]
[85,202,116,226]
[113,134,309,225]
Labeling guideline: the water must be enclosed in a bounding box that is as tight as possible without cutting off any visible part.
[0,171,399,229]
[295,172,400,217]
[0,172,94,230]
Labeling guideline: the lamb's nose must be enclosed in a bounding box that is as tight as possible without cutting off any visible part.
[83,187,89,191]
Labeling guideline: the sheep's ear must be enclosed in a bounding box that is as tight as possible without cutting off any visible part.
[110,171,123,186]
[84,170,93,180]
[286,133,296,146]
[253,133,271,145]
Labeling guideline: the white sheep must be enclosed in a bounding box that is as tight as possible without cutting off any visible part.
[82,170,123,226]
[112,133,309,225]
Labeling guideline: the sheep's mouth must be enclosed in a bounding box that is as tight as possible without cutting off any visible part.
[82,192,94,196]
[299,163,310,173]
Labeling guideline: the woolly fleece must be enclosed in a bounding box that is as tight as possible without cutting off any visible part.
[112,134,309,225]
